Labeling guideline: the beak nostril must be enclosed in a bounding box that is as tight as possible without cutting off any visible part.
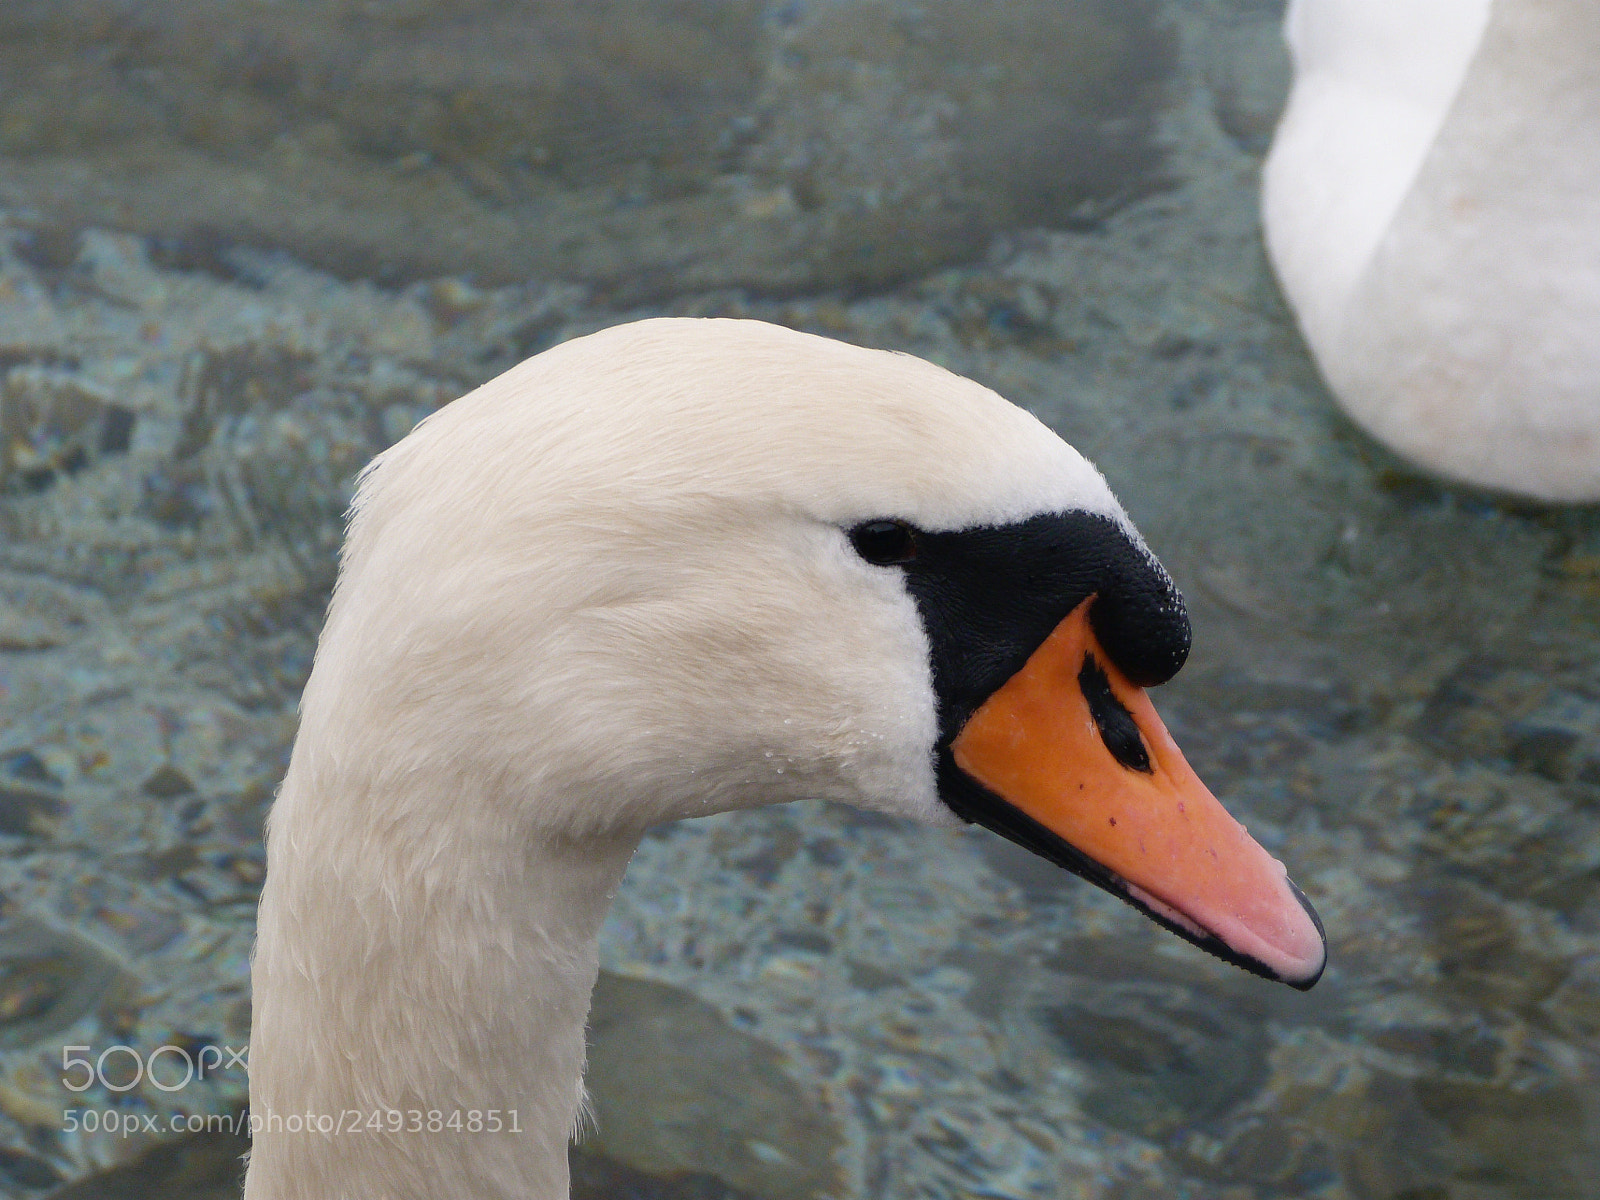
[1078,654,1152,774]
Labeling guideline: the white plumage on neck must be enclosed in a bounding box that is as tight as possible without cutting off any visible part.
[1262,0,1600,500]
[1263,0,1492,356]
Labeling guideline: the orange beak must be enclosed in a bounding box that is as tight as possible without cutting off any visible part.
[951,597,1326,987]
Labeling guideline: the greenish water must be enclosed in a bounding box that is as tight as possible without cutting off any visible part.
[1,2,1597,1197]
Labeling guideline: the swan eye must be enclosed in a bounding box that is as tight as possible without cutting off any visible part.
[849,519,919,566]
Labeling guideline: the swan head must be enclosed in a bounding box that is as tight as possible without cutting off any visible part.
[292,317,1324,989]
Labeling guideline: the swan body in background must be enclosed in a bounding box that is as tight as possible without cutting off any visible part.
[245,318,1325,1200]
[1263,0,1600,501]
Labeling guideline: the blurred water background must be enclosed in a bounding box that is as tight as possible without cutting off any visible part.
[0,1,1597,1197]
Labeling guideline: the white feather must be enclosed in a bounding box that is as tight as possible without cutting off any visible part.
[1263,0,1600,501]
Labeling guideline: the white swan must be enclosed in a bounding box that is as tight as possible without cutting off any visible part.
[1262,0,1600,501]
[244,318,1325,1200]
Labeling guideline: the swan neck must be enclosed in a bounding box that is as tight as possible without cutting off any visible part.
[1265,0,1494,355]
[245,761,638,1200]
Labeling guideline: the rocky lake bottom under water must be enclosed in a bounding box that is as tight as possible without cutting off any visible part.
[1,1,1599,1198]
